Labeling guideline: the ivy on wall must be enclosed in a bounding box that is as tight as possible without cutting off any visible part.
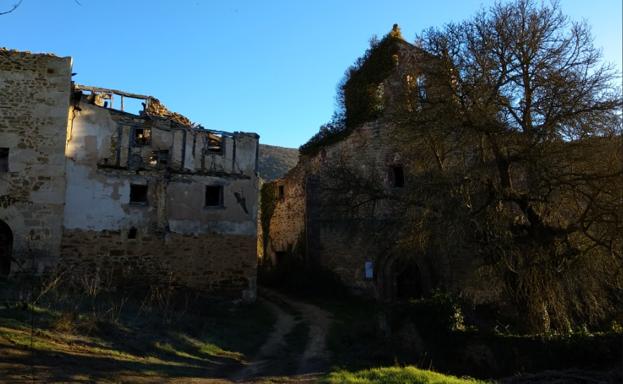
[260,183,277,257]
[299,25,404,156]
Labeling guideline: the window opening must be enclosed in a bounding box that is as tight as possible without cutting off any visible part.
[417,75,427,101]
[0,148,8,173]
[207,133,223,153]
[205,185,223,207]
[133,127,151,146]
[130,184,148,204]
[391,165,405,188]
[149,150,169,168]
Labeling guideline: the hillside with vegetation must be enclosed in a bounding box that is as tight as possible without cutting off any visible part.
[258,144,299,180]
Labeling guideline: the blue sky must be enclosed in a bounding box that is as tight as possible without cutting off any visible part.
[1,0,621,148]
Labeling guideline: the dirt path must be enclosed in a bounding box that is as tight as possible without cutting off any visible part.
[230,297,296,382]
[231,289,333,383]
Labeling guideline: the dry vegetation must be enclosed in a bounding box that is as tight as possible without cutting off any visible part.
[0,276,275,383]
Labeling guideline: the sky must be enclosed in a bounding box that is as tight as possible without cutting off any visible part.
[1,0,621,148]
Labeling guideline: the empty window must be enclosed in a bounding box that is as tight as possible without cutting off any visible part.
[278,185,285,201]
[364,261,374,280]
[133,127,151,146]
[417,76,427,101]
[391,165,405,188]
[275,251,287,265]
[129,184,148,204]
[149,150,169,168]
[127,227,138,239]
[205,185,223,207]
[207,133,223,154]
[0,148,8,173]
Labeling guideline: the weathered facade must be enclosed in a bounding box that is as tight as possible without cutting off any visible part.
[263,33,478,301]
[0,50,72,275]
[1,49,260,299]
[263,38,427,299]
[264,121,416,299]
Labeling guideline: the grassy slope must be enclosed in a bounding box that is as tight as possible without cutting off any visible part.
[326,366,488,384]
[0,280,275,383]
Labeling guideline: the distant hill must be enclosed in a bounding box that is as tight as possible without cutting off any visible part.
[258,144,299,181]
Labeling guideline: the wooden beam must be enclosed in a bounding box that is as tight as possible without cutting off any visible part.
[74,84,151,100]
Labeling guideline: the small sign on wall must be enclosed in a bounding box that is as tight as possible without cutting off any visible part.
[364,261,374,279]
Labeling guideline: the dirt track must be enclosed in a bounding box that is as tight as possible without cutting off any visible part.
[231,289,332,383]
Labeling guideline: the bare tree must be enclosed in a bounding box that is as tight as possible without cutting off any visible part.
[0,0,22,15]
[397,0,622,332]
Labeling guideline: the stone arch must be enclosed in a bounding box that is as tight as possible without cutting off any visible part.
[378,254,424,301]
[0,220,13,277]
[395,259,423,300]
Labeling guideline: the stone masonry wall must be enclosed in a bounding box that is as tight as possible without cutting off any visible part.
[60,229,257,300]
[0,50,72,274]
[266,120,407,297]
[264,164,307,265]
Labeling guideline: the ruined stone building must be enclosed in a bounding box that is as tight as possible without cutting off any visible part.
[262,27,497,303]
[0,49,259,299]
[262,33,432,300]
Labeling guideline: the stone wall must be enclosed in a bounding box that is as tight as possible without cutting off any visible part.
[60,229,257,299]
[0,49,260,299]
[0,49,72,275]
[264,37,490,301]
[263,164,307,265]
[266,119,410,297]
[63,97,260,299]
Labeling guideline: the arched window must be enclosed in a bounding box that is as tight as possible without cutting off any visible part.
[417,75,427,101]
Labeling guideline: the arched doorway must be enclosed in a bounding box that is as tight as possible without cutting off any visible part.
[0,220,13,277]
[395,260,423,300]
[379,255,424,301]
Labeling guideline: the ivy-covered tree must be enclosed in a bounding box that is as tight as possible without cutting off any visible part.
[398,0,622,332]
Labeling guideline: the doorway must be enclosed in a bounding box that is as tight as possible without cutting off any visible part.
[395,259,423,300]
[0,220,13,277]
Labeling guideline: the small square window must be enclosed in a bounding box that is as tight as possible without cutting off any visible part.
[417,75,427,101]
[205,185,223,207]
[0,148,8,173]
[149,150,169,168]
[127,227,138,239]
[207,133,223,154]
[133,127,151,146]
[130,184,148,205]
[391,165,405,188]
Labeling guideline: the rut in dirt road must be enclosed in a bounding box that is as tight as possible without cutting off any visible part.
[230,289,333,382]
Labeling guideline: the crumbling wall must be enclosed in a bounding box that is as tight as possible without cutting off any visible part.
[62,100,259,299]
[60,229,257,299]
[266,119,409,296]
[263,165,307,266]
[0,50,72,274]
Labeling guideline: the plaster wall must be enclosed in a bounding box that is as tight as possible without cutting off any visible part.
[62,101,259,297]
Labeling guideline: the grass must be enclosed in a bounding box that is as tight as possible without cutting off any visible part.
[0,277,276,382]
[325,366,488,384]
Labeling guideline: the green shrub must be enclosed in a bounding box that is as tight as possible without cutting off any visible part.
[325,366,487,384]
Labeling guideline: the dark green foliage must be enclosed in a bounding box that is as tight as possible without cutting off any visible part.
[298,113,348,156]
[299,27,405,156]
[260,182,277,257]
[341,34,401,128]
[387,295,622,378]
